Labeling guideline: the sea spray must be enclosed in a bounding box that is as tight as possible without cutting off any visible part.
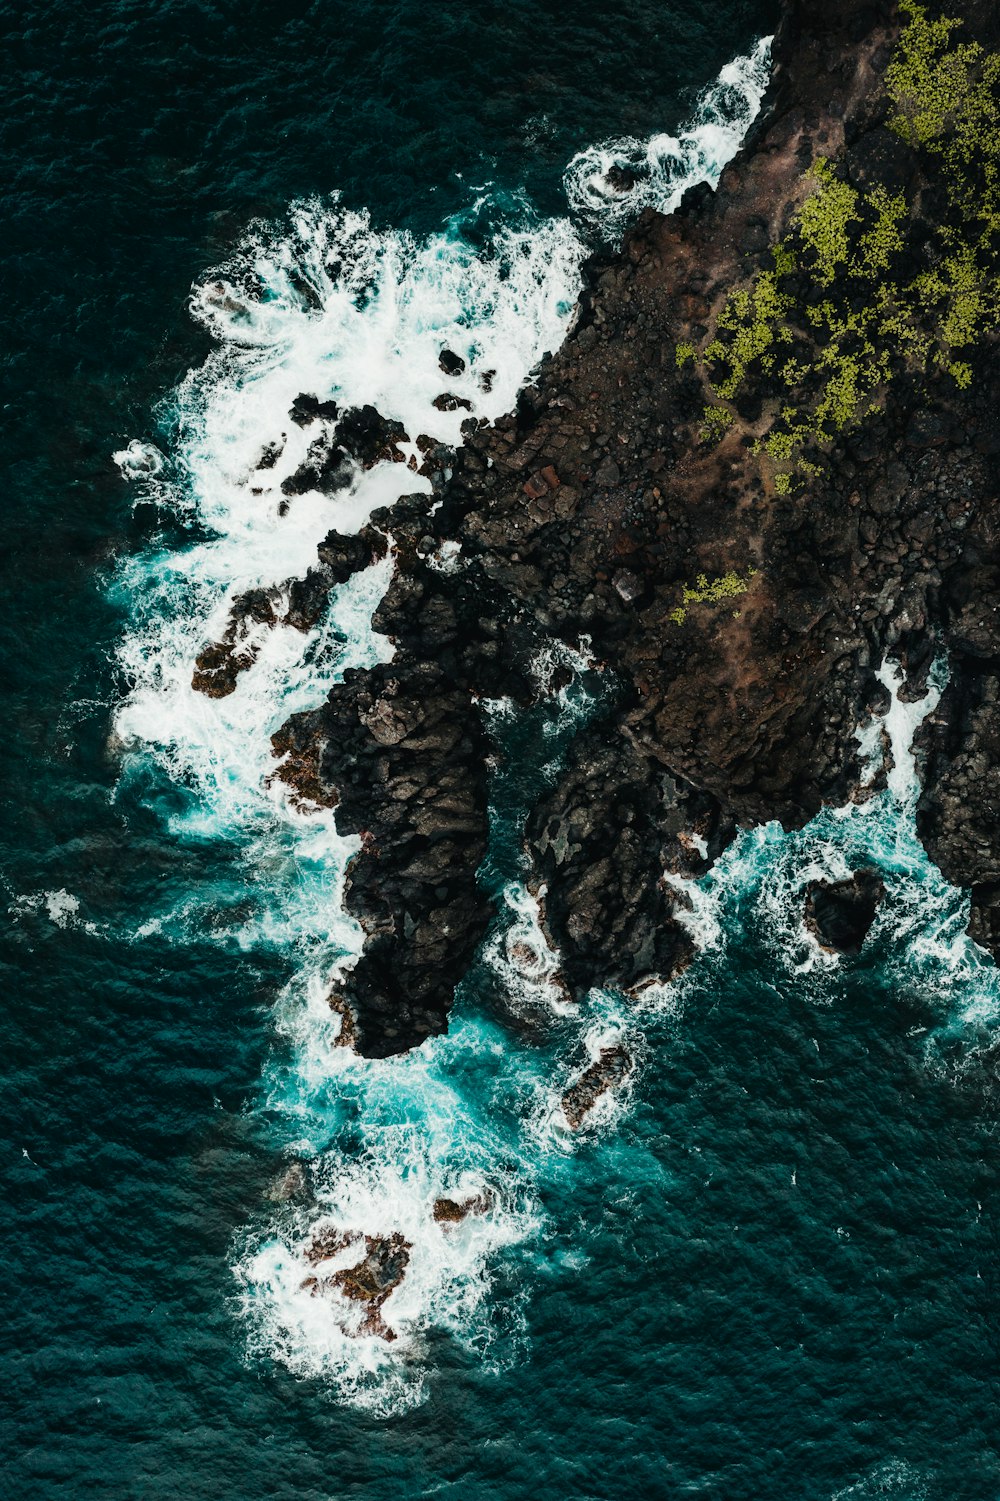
[564,36,773,239]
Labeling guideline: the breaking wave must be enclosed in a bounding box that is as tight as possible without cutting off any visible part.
[563,36,773,238]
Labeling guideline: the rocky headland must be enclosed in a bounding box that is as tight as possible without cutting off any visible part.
[197,0,1000,1057]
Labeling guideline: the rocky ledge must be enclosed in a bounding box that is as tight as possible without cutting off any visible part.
[198,0,1000,1056]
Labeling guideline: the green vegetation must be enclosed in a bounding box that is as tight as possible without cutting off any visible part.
[699,404,735,442]
[679,2,1000,492]
[670,568,757,626]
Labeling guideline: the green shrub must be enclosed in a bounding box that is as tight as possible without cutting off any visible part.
[684,3,1000,491]
[671,569,757,625]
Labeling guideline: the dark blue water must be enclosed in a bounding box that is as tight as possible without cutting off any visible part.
[3,3,999,1498]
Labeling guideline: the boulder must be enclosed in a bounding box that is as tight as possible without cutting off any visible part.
[438,349,466,377]
[561,1045,633,1130]
[805,868,885,954]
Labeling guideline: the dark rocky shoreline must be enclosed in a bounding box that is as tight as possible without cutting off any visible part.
[196,0,1000,1057]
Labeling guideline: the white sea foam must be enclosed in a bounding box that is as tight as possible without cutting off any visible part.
[875,657,943,806]
[832,1460,931,1500]
[111,438,165,479]
[564,37,773,240]
[670,659,1000,1035]
[236,1023,540,1414]
[113,41,778,1409]
[10,887,100,934]
[482,881,575,1019]
[530,1010,637,1150]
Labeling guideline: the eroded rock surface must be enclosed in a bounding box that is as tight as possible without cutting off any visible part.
[301,1230,412,1342]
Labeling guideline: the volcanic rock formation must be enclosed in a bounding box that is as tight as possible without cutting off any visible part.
[195,0,1000,1055]
[805,869,886,954]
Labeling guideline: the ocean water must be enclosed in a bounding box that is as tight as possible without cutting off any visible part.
[3,3,999,1498]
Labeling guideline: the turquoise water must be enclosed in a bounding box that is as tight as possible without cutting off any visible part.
[3,3,999,1496]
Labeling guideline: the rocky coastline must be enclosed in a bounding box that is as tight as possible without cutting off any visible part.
[196,0,1000,1058]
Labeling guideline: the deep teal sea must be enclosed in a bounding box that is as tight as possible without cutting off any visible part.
[3,3,999,1498]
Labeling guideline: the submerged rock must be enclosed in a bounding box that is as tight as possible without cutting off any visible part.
[805,869,885,955]
[265,1161,308,1203]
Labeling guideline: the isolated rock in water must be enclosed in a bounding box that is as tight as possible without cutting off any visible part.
[191,585,281,697]
[805,869,885,955]
[300,1230,411,1341]
[331,1233,411,1341]
[432,392,474,413]
[432,1190,493,1226]
[438,349,466,377]
[561,1045,633,1130]
[604,162,640,194]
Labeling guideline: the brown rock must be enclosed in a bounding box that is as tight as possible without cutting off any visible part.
[303,1223,355,1266]
[432,1190,493,1226]
[561,1045,633,1130]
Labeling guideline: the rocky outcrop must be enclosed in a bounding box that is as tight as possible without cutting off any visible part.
[190,400,401,698]
[432,1190,493,1225]
[561,1045,634,1129]
[301,1230,411,1342]
[805,869,885,954]
[524,721,714,996]
[234,0,1000,1055]
[918,664,1000,951]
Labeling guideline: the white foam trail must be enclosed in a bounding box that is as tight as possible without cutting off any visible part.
[875,658,943,807]
[112,42,778,1410]
[112,439,164,479]
[564,37,773,239]
[483,882,575,1019]
[831,1460,930,1500]
[665,866,726,955]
